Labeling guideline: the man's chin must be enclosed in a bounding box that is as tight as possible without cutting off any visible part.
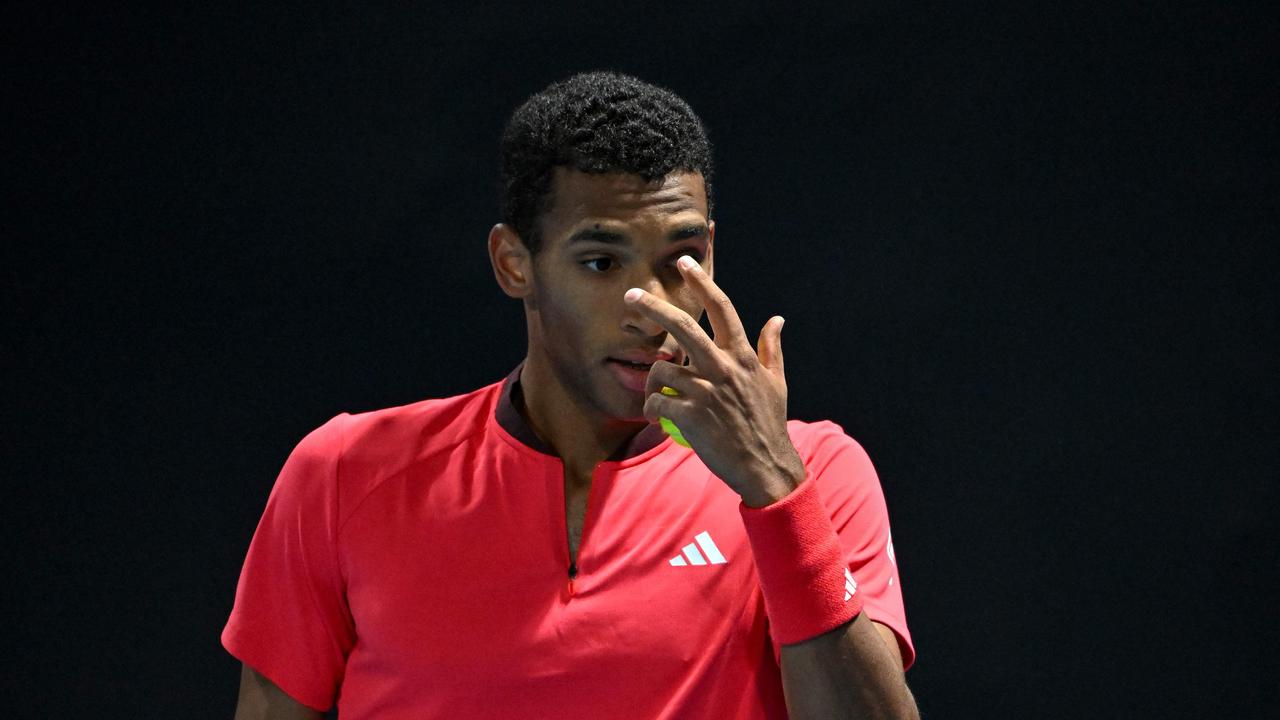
[608,397,650,425]
[595,383,650,424]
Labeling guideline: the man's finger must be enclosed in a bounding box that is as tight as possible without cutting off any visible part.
[642,387,691,425]
[645,360,713,399]
[624,288,726,375]
[675,255,750,351]
[756,316,786,376]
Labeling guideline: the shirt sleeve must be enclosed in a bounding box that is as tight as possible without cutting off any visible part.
[221,414,355,711]
[769,421,916,670]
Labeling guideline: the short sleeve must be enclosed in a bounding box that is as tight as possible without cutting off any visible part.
[770,421,916,670]
[221,414,355,711]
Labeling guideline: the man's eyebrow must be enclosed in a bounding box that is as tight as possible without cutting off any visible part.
[669,224,709,242]
[566,223,708,246]
[567,227,629,245]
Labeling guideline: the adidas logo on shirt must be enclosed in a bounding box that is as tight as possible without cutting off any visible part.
[668,531,726,566]
[844,567,858,601]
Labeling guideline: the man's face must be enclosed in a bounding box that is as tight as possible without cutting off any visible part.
[528,168,714,422]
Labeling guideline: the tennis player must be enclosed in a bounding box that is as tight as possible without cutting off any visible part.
[224,71,919,719]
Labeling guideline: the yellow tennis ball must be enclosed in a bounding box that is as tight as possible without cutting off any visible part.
[659,386,690,448]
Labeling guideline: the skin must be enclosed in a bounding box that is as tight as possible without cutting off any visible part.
[490,169,712,479]
[234,168,918,718]
[233,663,321,719]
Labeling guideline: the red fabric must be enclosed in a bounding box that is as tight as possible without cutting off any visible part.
[222,373,914,717]
[739,475,864,645]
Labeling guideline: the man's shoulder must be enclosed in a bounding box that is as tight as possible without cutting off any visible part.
[786,417,859,450]
[334,378,503,460]
[272,379,505,524]
[786,418,879,479]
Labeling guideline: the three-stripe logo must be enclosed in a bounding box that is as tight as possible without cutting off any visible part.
[669,531,726,566]
[844,567,858,601]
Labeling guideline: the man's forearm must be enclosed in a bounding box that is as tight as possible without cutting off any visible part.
[234,664,324,720]
[780,612,920,720]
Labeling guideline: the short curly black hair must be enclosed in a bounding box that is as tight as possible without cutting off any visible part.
[499,71,714,254]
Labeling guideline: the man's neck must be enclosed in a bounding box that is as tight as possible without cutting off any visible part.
[516,353,646,474]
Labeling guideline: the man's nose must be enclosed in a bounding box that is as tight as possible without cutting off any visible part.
[621,275,674,336]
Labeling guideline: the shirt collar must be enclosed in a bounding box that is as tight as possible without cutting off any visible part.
[495,363,669,460]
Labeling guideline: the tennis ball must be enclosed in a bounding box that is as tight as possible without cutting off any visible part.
[659,386,691,448]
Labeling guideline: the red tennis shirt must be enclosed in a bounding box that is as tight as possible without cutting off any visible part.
[222,366,914,717]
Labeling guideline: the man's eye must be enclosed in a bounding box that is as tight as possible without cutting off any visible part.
[582,258,614,272]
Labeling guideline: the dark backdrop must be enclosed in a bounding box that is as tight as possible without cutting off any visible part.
[8,2,1276,717]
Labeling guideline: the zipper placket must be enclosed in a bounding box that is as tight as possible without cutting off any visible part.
[565,462,607,598]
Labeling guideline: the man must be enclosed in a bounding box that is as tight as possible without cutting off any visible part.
[224,71,918,719]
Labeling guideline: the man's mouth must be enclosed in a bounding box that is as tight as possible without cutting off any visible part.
[609,359,655,371]
[605,356,667,393]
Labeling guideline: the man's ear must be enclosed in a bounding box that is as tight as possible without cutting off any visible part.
[488,223,534,299]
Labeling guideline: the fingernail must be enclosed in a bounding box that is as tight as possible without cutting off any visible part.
[677,255,697,271]
[624,288,644,302]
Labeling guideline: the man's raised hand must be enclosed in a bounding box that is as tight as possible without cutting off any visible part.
[624,255,804,507]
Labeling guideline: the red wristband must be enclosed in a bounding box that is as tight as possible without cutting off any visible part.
[739,476,863,645]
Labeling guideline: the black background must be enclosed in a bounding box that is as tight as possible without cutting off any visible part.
[7,1,1277,717]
